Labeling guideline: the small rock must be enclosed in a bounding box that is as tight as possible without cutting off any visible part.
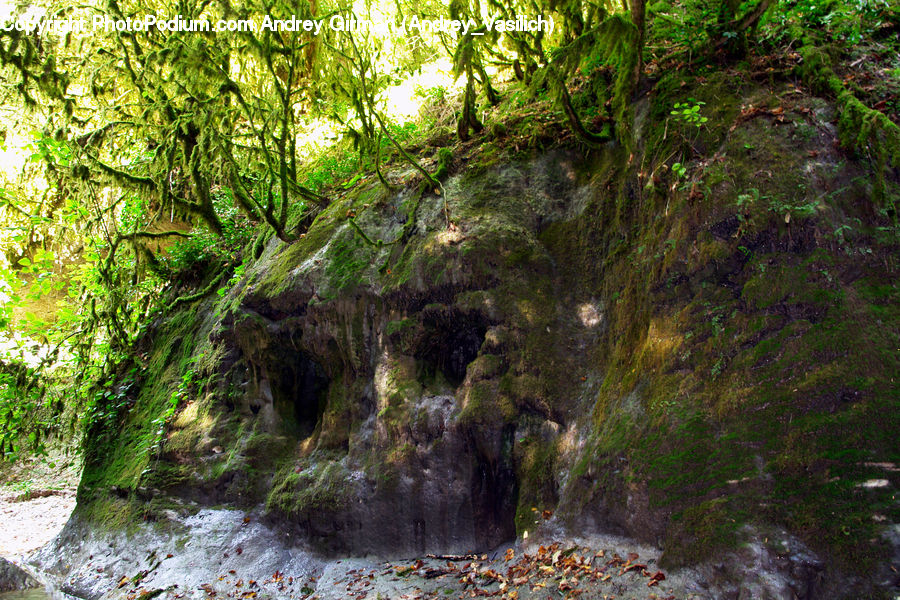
[0,557,40,592]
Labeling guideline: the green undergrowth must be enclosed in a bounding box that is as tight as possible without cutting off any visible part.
[79,309,200,496]
[77,293,241,526]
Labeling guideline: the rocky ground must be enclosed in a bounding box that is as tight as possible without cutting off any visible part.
[31,507,706,600]
[0,452,842,600]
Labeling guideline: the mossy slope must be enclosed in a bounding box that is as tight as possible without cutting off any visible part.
[78,65,899,596]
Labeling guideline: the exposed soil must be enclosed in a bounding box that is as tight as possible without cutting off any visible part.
[0,450,80,558]
[0,491,76,557]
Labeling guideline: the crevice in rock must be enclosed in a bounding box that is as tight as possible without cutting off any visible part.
[470,427,518,549]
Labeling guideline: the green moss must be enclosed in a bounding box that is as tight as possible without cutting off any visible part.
[385,318,416,337]
[458,380,517,429]
[80,309,202,496]
[741,261,841,310]
[662,498,747,568]
[74,495,139,532]
[797,43,900,210]
[513,426,558,535]
[465,354,503,381]
[266,457,353,516]
[322,228,374,295]
[251,183,387,299]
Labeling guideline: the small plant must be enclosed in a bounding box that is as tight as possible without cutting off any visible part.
[671,100,709,128]
[671,162,688,178]
[711,313,724,337]
[767,197,820,218]
[9,479,33,497]
[832,224,853,245]
[736,188,765,208]
[217,262,246,297]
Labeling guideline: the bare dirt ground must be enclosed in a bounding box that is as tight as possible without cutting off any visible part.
[0,450,80,558]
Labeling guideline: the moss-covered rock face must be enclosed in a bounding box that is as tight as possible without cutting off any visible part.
[80,73,898,595]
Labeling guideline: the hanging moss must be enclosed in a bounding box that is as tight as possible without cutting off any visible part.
[796,44,900,220]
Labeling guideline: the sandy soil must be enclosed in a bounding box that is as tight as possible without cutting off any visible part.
[0,491,76,557]
[0,451,80,558]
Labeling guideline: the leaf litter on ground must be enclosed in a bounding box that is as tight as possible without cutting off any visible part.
[116,540,687,600]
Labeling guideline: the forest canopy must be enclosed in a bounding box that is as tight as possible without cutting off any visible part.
[0,0,898,460]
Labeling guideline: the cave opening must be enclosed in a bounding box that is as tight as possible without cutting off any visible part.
[416,307,489,386]
[268,350,330,438]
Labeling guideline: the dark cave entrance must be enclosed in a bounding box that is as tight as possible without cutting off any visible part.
[415,307,489,386]
[268,351,330,438]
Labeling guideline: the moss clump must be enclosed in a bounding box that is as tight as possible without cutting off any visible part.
[513,425,558,535]
[465,354,504,381]
[266,457,353,516]
[458,380,517,430]
[385,318,416,337]
[663,498,748,567]
[796,43,900,213]
[740,261,841,310]
[79,309,202,499]
[322,228,375,296]
[385,318,423,356]
[74,495,139,532]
